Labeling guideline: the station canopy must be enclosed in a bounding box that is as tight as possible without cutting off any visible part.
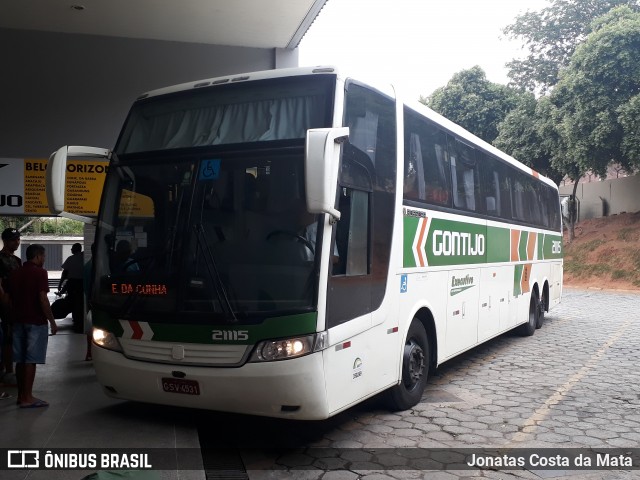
[0,0,328,49]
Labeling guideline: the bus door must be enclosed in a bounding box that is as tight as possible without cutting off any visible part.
[323,81,397,413]
[323,160,374,413]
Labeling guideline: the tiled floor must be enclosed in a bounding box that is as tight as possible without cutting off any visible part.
[0,316,205,480]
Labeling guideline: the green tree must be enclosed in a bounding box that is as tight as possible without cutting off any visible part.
[504,0,639,92]
[494,94,565,185]
[551,5,640,177]
[496,93,586,241]
[40,218,84,235]
[422,66,522,144]
[0,216,31,233]
[538,96,586,242]
[0,216,84,235]
[618,94,640,161]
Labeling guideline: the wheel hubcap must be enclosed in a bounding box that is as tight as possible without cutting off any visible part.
[403,340,425,388]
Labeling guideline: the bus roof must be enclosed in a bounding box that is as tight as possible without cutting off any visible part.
[134,65,557,190]
[136,66,340,101]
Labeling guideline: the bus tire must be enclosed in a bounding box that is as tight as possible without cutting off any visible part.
[536,290,545,329]
[386,319,429,411]
[518,294,538,337]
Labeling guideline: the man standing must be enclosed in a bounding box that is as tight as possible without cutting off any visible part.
[561,195,577,229]
[8,244,57,408]
[59,243,84,333]
[0,227,21,387]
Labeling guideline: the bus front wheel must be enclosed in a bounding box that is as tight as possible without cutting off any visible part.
[386,319,429,411]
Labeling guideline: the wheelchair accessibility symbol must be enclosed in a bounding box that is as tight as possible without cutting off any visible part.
[400,274,408,293]
[199,159,221,181]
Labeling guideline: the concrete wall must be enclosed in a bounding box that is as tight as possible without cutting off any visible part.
[0,28,296,159]
[559,174,640,220]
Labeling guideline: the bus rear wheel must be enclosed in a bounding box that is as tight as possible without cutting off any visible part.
[386,319,429,411]
[518,294,538,337]
[536,290,546,329]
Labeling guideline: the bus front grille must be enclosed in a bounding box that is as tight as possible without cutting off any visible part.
[119,338,249,366]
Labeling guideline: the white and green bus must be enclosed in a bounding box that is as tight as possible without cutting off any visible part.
[47,66,562,420]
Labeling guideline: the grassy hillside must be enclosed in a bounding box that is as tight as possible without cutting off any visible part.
[563,211,640,291]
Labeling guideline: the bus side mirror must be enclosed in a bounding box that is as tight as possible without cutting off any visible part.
[305,128,349,222]
[46,145,111,221]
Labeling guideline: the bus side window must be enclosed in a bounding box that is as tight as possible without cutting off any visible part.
[499,166,513,220]
[333,188,369,276]
[403,108,451,207]
[480,151,513,218]
[449,136,479,212]
[512,178,526,221]
[545,185,561,230]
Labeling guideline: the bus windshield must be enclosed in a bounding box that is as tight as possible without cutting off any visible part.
[116,75,333,155]
[90,74,336,323]
[93,152,322,322]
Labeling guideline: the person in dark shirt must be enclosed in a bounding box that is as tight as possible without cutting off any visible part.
[59,242,85,333]
[8,244,57,408]
[0,227,21,391]
[82,244,95,361]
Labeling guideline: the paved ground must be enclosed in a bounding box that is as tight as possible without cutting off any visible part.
[234,288,640,479]
[2,288,639,480]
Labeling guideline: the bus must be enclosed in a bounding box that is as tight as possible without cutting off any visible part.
[47,66,563,420]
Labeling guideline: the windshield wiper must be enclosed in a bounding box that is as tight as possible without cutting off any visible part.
[193,223,238,323]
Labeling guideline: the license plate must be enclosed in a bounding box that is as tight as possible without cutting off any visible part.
[161,377,200,395]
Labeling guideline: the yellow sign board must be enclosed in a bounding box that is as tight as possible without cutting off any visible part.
[23,159,50,215]
[65,160,109,215]
[0,158,109,216]
[0,158,149,218]
[120,190,155,217]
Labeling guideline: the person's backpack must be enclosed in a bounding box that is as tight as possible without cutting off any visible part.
[51,295,72,319]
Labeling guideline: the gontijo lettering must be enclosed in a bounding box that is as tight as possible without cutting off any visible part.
[433,230,485,256]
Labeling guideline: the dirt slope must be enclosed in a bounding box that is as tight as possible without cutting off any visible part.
[563,211,640,292]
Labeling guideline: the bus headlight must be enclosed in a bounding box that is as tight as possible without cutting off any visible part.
[250,334,321,362]
[92,328,123,352]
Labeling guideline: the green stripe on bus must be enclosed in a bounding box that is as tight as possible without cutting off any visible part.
[518,231,528,261]
[92,311,318,344]
[542,234,564,259]
[538,233,544,260]
[486,226,510,263]
[403,214,562,267]
[513,264,523,297]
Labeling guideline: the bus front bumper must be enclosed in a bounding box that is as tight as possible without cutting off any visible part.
[92,346,330,420]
